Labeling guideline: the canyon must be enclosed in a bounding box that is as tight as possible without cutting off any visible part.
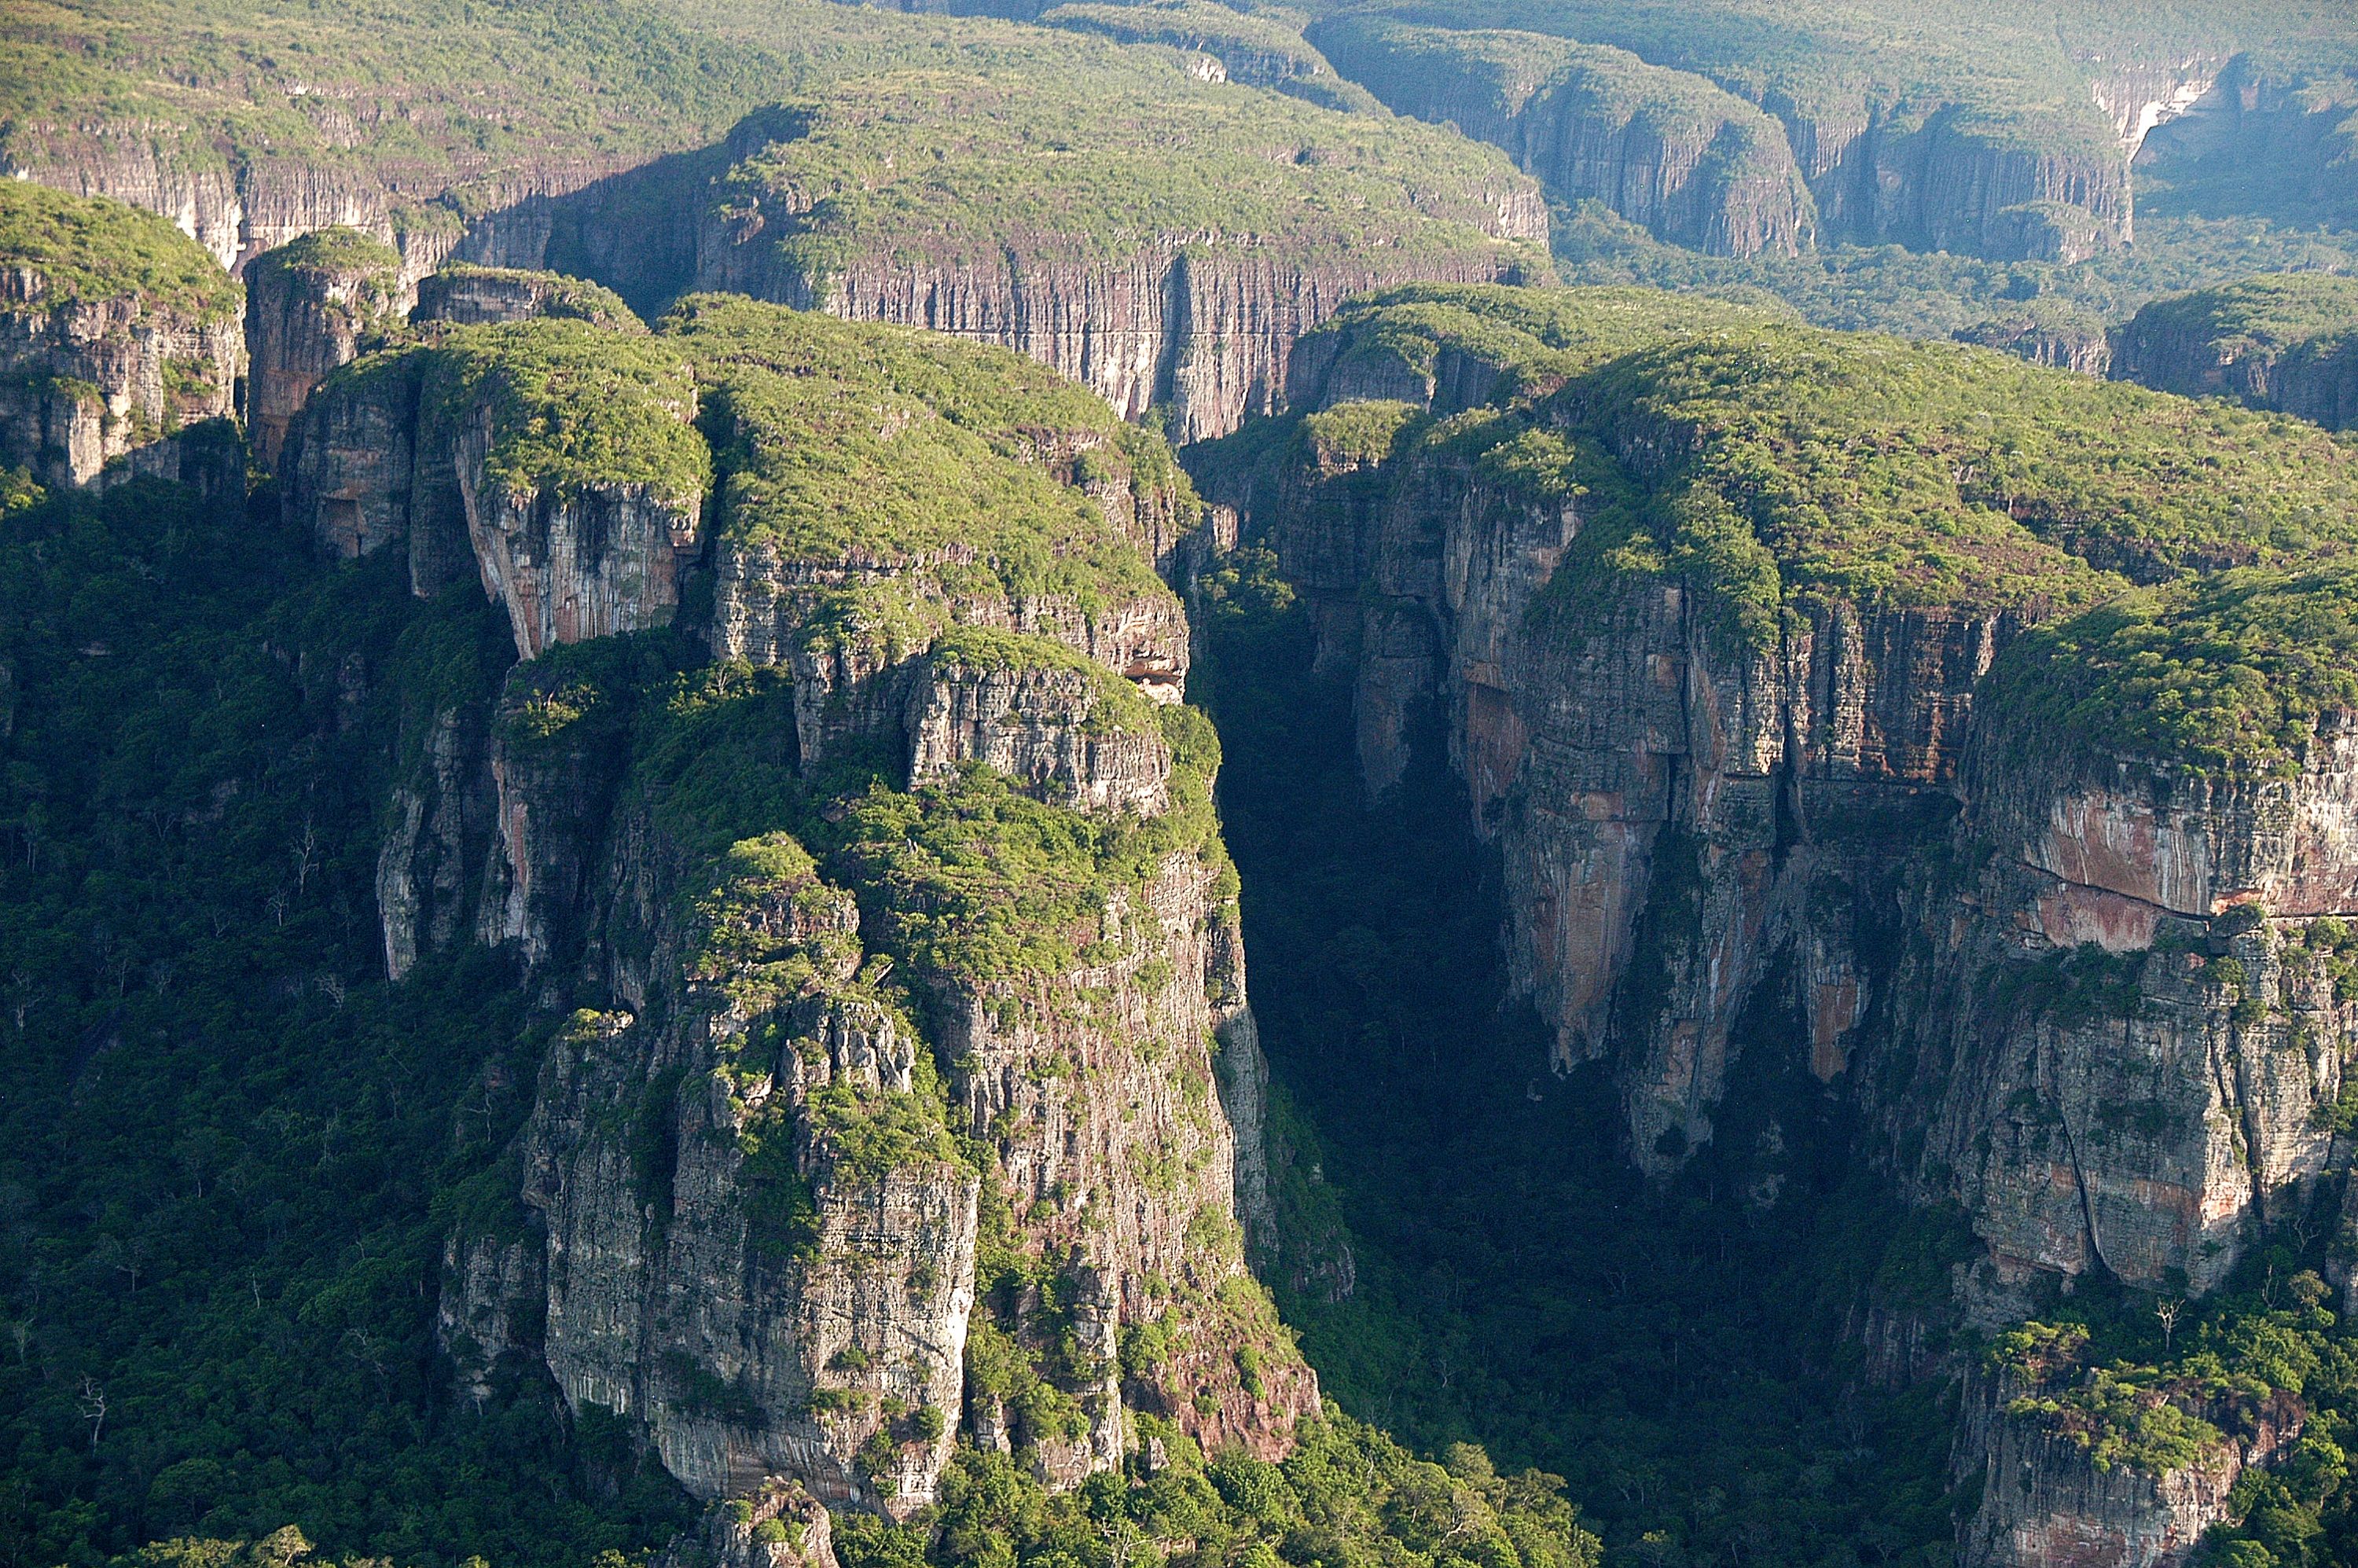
[1187,281,2358,1566]
[13,5,2358,1566]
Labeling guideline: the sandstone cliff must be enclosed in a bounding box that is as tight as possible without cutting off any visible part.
[244,229,409,465]
[1955,1331,2302,1568]
[680,75,1548,444]
[0,182,242,487]
[1956,308,2114,376]
[1197,285,2358,1278]
[1312,17,1813,259]
[2111,274,2358,431]
[308,299,1319,1542]
[1191,281,2358,1565]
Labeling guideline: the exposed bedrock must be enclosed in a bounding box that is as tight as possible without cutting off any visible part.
[0,257,241,488]
[1238,421,2007,1166]
[905,645,1173,817]
[694,240,1541,446]
[351,307,1313,1533]
[1955,1360,2301,1568]
[1303,17,2196,263]
[454,418,705,661]
[8,128,643,279]
[1310,18,1814,259]
[2110,278,2358,431]
[1223,384,2358,1305]
[244,230,407,465]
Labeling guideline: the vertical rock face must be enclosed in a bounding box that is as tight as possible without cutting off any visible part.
[905,635,1174,816]
[454,413,706,660]
[284,351,424,564]
[412,266,643,331]
[1954,1357,2301,1568]
[377,700,499,982]
[1237,406,2014,1166]
[696,237,1541,447]
[244,229,407,465]
[340,302,1313,1540]
[285,314,711,648]
[1311,18,1815,259]
[680,86,1548,446]
[0,185,242,487]
[0,277,244,486]
[524,884,980,1517]
[2110,276,2358,432]
[1956,311,2114,376]
[1207,288,2358,1302]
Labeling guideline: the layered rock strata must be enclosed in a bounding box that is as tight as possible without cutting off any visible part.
[244,229,408,465]
[1199,285,2358,1294]
[1955,1357,2301,1568]
[1312,18,1814,258]
[0,186,242,487]
[314,301,1315,1541]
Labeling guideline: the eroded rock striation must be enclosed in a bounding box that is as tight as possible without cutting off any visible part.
[675,73,1548,443]
[1216,284,2358,1265]
[244,228,407,465]
[307,298,1312,1543]
[0,182,242,487]
[1188,281,2358,1562]
[1313,17,1814,258]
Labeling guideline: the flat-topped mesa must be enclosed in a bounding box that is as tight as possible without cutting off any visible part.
[244,228,407,466]
[659,297,1195,768]
[1035,0,1372,110]
[2110,274,2358,431]
[1310,17,1816,259]
[0,182,242,487]
[285,266,654,581]
[686,61,1548,445]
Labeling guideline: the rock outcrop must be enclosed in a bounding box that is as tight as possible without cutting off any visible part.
[1197,286,2358,1288]
[1955,1346,2302,1568]
[1957,310,2114,376]
[905,633,1174,816]
[1312,17,1814,259]
[681,83,1548,444]
[2111,274,2358,431]
[0,182,242,487]
[412,266,642,332]
[282,315,710,652]
[244,229,408,465]
[310,300,1318,1542]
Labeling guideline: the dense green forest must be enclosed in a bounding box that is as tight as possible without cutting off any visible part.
[20,1,2358,1566]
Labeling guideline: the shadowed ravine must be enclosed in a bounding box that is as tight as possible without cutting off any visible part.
[1190,556,1965,1565]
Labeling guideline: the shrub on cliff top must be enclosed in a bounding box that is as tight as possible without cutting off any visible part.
[0,180,239,324]
[2123,272,2358,362]
[245,226,401,285]
[1298,281,1773,406]
[716,53,1546,278]
[428,265,645,332]
[929,627,1161,737]
[1977,559,2358,777]
[424,319,711,505]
